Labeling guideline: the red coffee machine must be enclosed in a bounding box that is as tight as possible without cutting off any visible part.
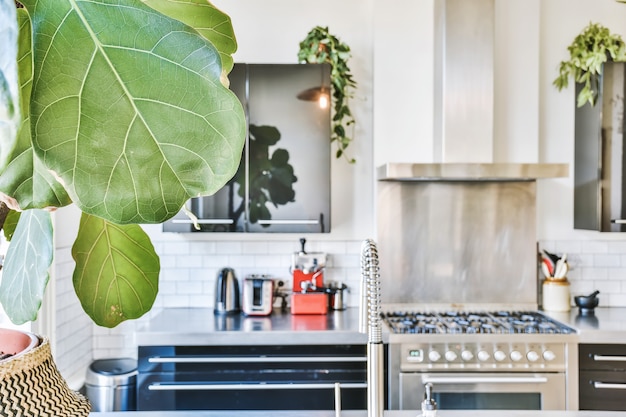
[290,238,327,315]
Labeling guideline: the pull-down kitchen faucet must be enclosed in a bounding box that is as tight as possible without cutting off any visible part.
[360,239,384,417]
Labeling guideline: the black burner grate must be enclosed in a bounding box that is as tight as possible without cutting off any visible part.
[381,310,575,335]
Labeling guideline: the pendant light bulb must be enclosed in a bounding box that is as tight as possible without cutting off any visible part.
[319,93,329,109]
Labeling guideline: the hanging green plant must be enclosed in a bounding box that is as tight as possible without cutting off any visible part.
[553,22,626,107]
[298,26,357,163]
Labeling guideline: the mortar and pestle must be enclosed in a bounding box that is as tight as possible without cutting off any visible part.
[574,290,600,315]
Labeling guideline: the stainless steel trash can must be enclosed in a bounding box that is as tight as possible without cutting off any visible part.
[85,358,137,411]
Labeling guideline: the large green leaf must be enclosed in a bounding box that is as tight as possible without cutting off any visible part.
[0,8,72,210]
[0,0,20,171]
[21,0,245,224]
[0,209,53,324]
[72,213,159,328]
[2,209,20,241]
[141,0,237,80]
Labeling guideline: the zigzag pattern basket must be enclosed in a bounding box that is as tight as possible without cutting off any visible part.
[0,337,91,416]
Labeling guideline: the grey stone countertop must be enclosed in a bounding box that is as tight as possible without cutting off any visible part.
[135,307,370,346]
[89,411,626,417]
[542,307,626,343]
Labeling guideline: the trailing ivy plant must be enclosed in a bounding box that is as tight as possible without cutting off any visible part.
[298,26,357,163]
[554,22,626,107]
[0,0,245,327]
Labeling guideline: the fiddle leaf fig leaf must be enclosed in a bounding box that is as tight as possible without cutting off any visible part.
[2,209,20,241]
[141,0,237,80]
[72,213,160,328]
[0,8,73,210]
[0,0,20,171]
[21,0,245,224]
[0,209,53,325]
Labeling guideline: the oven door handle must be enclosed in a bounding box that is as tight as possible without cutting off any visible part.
[148,382,368,391]
[422,376,548,384]
[593,382,626,390]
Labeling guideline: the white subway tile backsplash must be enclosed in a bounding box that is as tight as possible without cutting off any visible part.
[242,241,269,254]
[554,240,582,255]
[49,238,626,386]
[540,239,626,309]
[177,281,203,294]
[254,254,286,268]
[581,240,609,254]
[202,255,230,267]
[160,268,190,282]
[608,293,626,307]
[332,254,360,268]
[580,266,608,281]
[229,254,255,267]
[608,241,626,253]
[268,241,299,254]
[593,254,622,268]
[189,241,217,255]
[159,255,177,268]
[214,241,243,254]
[162,241,191,255]
[607,268,626,280]
[175,255,203,268]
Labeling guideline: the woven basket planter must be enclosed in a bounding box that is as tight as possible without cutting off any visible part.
[0,329,91,416]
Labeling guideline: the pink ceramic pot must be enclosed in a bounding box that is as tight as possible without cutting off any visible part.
[0,328,39,361]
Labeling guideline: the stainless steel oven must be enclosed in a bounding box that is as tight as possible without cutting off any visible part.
[383,310,578,410]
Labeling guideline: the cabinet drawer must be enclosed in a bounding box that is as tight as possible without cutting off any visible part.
[579,370,626,411]
[579,344,626,371]
[137,372,367,410]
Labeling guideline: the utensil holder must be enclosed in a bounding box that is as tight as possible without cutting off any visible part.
[542,278,571,312]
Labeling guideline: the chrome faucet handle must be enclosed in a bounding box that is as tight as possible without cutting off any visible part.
[421,382,438,417]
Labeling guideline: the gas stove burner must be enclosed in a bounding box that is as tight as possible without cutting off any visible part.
[381,310,575,335]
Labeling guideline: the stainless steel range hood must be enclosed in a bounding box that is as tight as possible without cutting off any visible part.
[375,0,569,308]
[378,163,569,181]
[381,0,568,181]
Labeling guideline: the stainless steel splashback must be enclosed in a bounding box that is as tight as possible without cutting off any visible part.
[376,180,538,307]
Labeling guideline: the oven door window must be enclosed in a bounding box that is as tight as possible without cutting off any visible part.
[434,393,539,410]
[399,373,566,410]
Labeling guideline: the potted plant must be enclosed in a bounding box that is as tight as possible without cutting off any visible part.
[553,22,626,107]
[298,26,357,163]
[1,328,90,416]
[0,0,245,327]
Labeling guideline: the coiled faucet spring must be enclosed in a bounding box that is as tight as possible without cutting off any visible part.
[360,238,384,417]
[360,239,382,343]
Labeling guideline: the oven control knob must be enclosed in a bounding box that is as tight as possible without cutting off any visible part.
[445,351,458,362]
[461,350,474,361]
[543,350,557,361]
[493,350,507,362]
[510,350,523,362]
[526,351,540,362]
[428,350,441,362]
[477,350,490,362]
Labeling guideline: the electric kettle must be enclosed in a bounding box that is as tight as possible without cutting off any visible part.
[214,267,241,315]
